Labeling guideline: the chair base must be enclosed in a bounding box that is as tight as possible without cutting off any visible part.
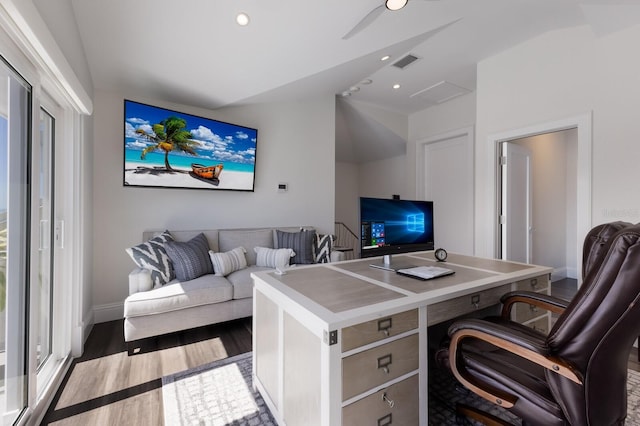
[457,403,515,426]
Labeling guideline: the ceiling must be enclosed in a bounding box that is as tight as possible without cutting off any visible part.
[39,0,640,163]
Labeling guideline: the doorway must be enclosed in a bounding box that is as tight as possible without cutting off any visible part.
[418,127,474,255]
[498,128,579,281]
[488,113,592,285]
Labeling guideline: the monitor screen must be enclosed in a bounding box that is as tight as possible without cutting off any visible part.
[360,197,434,259]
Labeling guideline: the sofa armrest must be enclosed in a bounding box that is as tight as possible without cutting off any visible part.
[128,268,153,295]
[330,250,346,262]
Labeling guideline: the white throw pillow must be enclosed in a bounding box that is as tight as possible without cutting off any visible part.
[254,246,296,269]
[209,247,247,276]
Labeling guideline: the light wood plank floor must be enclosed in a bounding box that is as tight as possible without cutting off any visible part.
[41,281,640,425]
[40,318,253,425]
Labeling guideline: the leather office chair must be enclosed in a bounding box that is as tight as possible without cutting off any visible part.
[438,222,640,425]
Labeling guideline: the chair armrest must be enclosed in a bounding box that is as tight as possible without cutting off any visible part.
[500,290,569,318]
[448,318,583,408]
[128,268,152,295]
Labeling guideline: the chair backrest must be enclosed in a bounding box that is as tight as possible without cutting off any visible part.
[546,222,640,425]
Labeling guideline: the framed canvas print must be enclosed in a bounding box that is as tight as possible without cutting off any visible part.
[123,99,258,191]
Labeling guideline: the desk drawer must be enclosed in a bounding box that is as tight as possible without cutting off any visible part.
[342,309,418,352]
[427,284,511,326]
[342,374,419,426]
[514,301,544,323]
[526,315,550,335]
[342,334,419,401]
[514,276,549,292]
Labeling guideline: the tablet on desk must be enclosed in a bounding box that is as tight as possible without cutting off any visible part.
[396,265,455,280]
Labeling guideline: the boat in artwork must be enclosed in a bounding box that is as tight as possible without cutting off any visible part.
[191,163,224,180]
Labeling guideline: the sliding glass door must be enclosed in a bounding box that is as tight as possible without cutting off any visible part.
[0,57,31,424]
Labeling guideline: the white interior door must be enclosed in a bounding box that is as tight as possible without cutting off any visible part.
[423,132,473,255]
[501,142,532,263]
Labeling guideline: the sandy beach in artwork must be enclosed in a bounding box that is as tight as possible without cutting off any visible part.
[124,162,254,190]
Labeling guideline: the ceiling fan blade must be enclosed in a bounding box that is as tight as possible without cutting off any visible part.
[342,5,386,40]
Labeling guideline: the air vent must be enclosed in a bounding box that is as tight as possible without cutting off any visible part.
[410,81,472,104]
[392,54,420,70]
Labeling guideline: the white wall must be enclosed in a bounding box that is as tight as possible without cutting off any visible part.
[92,90,336,321]
[358,154,408,200]
[476,24,640,257]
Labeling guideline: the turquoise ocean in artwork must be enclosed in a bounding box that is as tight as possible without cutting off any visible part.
[125,149,255,173]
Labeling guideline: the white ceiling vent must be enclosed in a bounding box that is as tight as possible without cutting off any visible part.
[392,54,420,70]
[410,81,471,104]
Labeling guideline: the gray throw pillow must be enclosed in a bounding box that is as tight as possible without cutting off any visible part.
[125,230,175,287]
[164,233,213,281]
[276,229,316,264]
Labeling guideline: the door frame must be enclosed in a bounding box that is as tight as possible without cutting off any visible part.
[487,113,592,283]
[416,126,475,253]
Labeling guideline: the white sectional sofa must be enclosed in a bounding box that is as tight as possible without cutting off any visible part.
[124,226,341,353]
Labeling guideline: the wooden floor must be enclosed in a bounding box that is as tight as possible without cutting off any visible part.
[40,318,253,425]
[40,279,640,425]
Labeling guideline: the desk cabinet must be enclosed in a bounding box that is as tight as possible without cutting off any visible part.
[252,254,553,426]
[512,276,551,334]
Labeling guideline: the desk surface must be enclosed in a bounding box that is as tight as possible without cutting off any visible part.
[253,251,551,328]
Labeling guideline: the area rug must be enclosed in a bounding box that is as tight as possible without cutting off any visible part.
[162,352,276,426]
[163,351,640,425]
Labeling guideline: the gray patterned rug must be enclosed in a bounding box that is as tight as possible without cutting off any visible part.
[163,351,640,425]
[162,352,276,426]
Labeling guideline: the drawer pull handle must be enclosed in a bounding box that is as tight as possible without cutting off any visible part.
[530,278,538,289]
[378,318,392,336]
[378,354,392,374]
[471,294,480,309]
[529,305,538,313]
[378,413,392,426]
[382,392,395,409]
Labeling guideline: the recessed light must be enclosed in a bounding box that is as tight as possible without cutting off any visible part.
[393,84,401,89]
[236,12,250,26]
[349,86,360,92]
[386,0,408,11]
[359,79,373,85]
[381,55,391,61]
[341,91,352,97]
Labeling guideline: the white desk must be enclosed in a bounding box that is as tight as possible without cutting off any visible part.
[252,252,552,426]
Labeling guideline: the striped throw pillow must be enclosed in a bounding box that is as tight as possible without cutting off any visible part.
[164,233,212,281]
[254,247,296,269]
[209,247,247,276]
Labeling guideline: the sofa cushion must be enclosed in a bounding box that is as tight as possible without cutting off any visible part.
[277,229,316,264]
[124,274,233,317]
[227,265,273,299]
[164,233,213,281]
[254,246,295,269]
[125,230,175,287]
[218,228,273,265]
[209,247,248,276]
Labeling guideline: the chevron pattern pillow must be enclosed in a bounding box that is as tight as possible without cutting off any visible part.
[314,233,334,263]
[126,230,175,287]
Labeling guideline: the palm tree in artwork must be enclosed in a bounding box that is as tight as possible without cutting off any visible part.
[136,116,200,171]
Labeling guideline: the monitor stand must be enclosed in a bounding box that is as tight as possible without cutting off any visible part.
[369,254,414,272]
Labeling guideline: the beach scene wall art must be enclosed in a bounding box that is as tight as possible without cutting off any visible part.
[123,99,258,191]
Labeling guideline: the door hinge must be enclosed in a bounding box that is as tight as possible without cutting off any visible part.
[499,215,506,225]
[499,156,507,166]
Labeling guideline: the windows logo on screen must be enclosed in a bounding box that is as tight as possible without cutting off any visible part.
[407,213,425,232]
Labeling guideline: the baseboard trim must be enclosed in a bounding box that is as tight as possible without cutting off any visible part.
[93,302,124,323]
